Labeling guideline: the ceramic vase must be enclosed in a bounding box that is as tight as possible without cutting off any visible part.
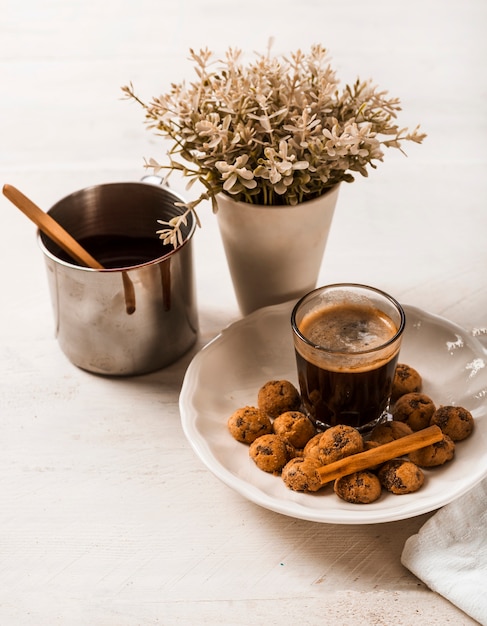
[215,184,340,315]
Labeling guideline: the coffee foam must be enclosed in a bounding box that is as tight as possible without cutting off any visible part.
[297,303,400,372]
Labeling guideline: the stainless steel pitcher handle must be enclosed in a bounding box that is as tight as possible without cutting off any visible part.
[140,174,169,187]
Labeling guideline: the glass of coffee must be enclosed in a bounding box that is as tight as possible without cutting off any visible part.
[291,284,405,432]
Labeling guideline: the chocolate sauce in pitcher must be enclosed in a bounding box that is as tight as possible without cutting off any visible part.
[56,234,172,268]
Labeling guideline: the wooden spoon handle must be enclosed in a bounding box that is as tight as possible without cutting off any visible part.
[317,425,444,485]
[2,183,104,270]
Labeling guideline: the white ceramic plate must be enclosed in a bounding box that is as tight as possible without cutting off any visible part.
[180,302,487,524]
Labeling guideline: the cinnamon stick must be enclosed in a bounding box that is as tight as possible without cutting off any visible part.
[317,425,443,485]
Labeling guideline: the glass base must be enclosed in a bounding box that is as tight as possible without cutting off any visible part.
[309,410,392,435]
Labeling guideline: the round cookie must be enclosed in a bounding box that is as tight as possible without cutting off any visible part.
[369,420,413,445]
[249,434,295,473]
[430,405,474,442]
[303,433,323,461]
[257,380,301,419]
[364,440,381,451]
[227,406,272,444]
[378,459,424,494]
[408,434,455,467]
[363,439,382,470]
[273,410,316,448]
[391,363,422,402]
[282,457,322,492]
[334,471,382,504]
[318,425,364,465]
[392,393,436,431]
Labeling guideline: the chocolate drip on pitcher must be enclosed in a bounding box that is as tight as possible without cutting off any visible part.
[122,272,136,315]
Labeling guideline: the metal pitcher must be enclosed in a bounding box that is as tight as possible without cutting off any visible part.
[38,181,198,375]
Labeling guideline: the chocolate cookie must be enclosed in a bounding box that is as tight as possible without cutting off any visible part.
[257,379,301,419]
[391,363,422,402]
[318,425,364,465]
[408,433,455,467]
[302,433,323,461]
[430,405,474,442]
[369,420,413,445]
[282,457,322,492]
[378,459,424,494]
[227,406,272,444]
[392,392,436,431]
[334,471,382,504]
[249,434,295,473]
[273,410,316,448]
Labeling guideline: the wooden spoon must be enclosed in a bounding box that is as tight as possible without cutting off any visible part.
[2,183,104,269]
[2,183,136,314]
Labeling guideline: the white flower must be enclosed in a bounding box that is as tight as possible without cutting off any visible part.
[254,140,309,193]
[195,114,232,150]
[215,155,257,193]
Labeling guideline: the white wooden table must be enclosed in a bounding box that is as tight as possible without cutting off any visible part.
[1,1,485,624]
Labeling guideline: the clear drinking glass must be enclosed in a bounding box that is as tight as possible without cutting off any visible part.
[291,283,406,432]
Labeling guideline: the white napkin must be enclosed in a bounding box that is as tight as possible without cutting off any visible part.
[401,478,487,625]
